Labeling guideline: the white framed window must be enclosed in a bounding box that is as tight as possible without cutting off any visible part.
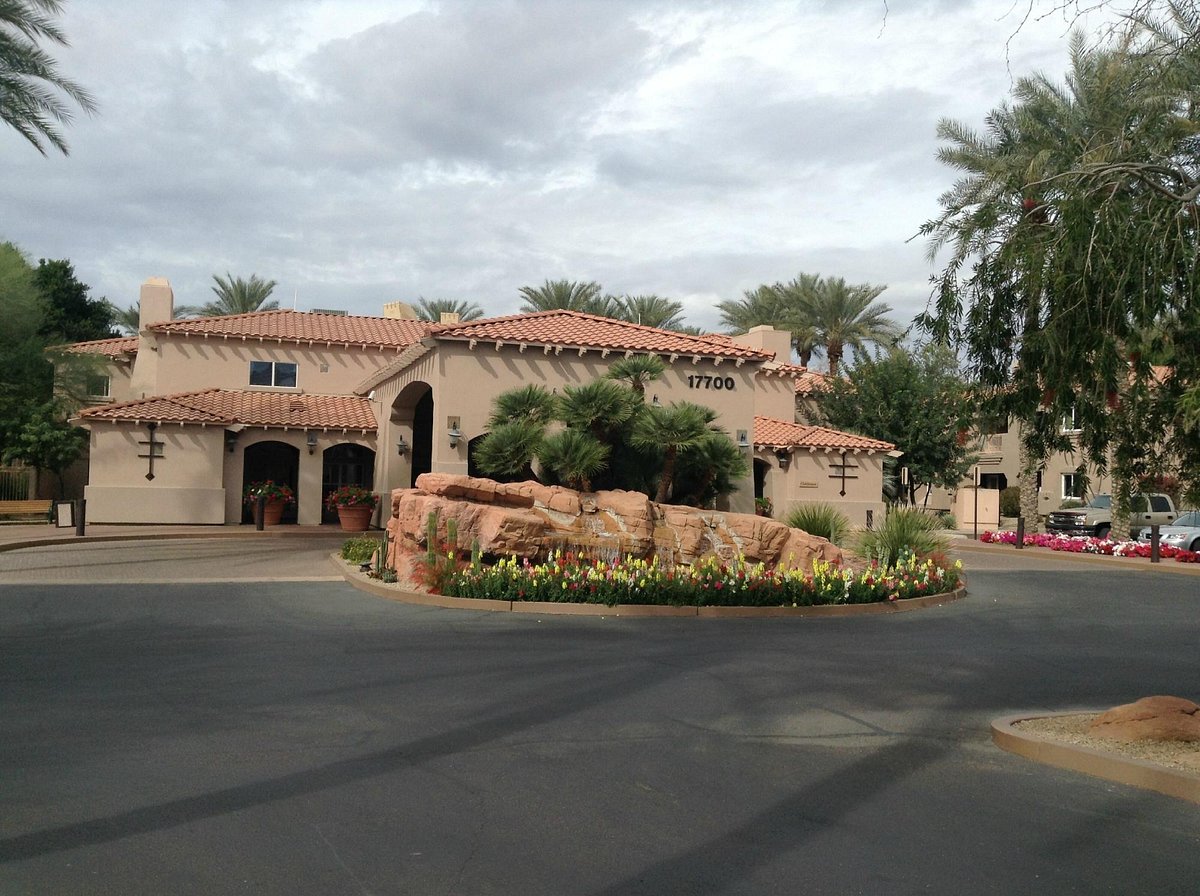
[1061,473,1084,500]
[85,375,111,398]
[249,361,298,388]
[1060,406,1081,433]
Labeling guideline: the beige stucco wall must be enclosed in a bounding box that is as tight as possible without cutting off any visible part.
[85,423,227,523]
[758,448,888,529]
[142,337,400,399]
[368,342,763,512]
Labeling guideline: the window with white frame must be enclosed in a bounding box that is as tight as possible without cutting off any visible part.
[249,361,297,387]
[85,374,111,398]
[1060,406,1081,433]
[1061,472,1084,500]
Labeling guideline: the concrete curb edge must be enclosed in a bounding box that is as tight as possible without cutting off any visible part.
[992,712,1200,805]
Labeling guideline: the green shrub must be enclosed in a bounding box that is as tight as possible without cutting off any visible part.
[855,507,949,567]
[785,502,850,546]
[1059,498,1085,509]
[999,486,1021,517]
[937,511,958,530]
[341,536,380,564]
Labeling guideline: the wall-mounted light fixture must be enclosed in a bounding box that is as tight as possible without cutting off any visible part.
[775,449,791,470]
[224,423,246,454]
[397,435,409,456]
[651,394,661,407]
[736,429,750,451]
[448,424,463,449]
[306,432,318,455]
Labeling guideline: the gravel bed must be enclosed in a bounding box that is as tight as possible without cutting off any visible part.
[1015,713,1200,774]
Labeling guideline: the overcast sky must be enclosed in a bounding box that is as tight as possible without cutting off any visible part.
[4,0,1120,345]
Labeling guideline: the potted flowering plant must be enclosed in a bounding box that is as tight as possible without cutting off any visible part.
[243,480,295,526]
[754,496,773,517]
[324,485,379,531]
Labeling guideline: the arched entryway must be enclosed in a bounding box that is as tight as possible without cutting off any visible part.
[467,434,486,478]
[321,443,376,523]
[753,458,769,501]
[242,441,300,523]
[391,382,433,489]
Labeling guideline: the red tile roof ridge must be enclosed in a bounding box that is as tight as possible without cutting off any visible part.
[78,388,377,430]
[62,335,140,356]
[430,308,773,358]
[754,415,894,451]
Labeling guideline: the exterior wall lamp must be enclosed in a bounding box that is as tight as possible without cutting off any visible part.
[776,450,791,470]
[306,432,318,455]
[448,425,463,448]
[397,435,409,456]
[736,430,750,451]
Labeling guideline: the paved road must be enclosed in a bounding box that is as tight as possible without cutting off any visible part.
[1,541,1198,895]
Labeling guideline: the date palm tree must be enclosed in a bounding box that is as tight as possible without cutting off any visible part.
[808,277,900,375]
[200,273,279,317]
[717,277,820,365]
[1,0,96,155]
[413,297,484,322]
[616,294,687,330]
[518,279,619,316]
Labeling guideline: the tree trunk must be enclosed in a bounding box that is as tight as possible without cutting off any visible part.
[655,450,676,503]
[827,342,843,376]
[1018,438,1041,533]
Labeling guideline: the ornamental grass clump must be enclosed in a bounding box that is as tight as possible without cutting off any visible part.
[785,502,850,546]
[439,549,961,607]
[855,507,948,567]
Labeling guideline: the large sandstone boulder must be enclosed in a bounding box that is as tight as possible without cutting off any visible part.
[1088,695,1200,743]
[387,473,841,573]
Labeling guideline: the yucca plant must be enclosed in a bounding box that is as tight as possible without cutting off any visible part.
[855,507,948,567]
[785,502,850,546]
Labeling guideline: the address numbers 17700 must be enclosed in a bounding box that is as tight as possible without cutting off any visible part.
[687,375,736,390]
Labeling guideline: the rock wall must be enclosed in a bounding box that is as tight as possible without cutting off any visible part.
[387,473,841,573]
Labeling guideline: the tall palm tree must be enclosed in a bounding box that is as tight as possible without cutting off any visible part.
[631,401,716,503]
[606,353,665,398]
[518,279,613,315]
[413,297,484,322]
[717,277,820,365]
[808,277,899,375]
[200,273,279,317]
[1,0,96,155]
[616,294,687,330]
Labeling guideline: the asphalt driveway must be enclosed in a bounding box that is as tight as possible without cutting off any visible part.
[1,540,1197,894]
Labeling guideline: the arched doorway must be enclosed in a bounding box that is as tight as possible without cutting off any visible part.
[753,457,769,500]
[321,443,376,523]
[467,434,486,478]
[242,441,300,523]
[391,382,434,489]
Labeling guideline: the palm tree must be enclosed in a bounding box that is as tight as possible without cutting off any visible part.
[488,385,557,427]
[413,297,484,322]
[1,0,96,155]
[200,273,279,317]
[606,353,665,398]
[717,278,820,365]
[473,421,544,482]
[807,277,900,375]
[538,429,610,492]
[616,294,687,330]
[673,430,749,507]
[518,279,612,315]
[556,379,640,443]
[631,401,716,503]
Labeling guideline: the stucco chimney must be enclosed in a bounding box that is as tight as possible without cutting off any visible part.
[439,312,460,324]
[383,301,418,319]
[138,277,174,331]
[731,325,793,363]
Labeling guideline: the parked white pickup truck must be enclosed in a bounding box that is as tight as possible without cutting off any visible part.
[1045,493,1178,540]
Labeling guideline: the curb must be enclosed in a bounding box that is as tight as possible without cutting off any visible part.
[992,712,1200,805]
[952,539,1200,575]
[0,527,354,555]
[334,556,967,618]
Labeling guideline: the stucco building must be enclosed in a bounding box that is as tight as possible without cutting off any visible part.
[67,277,896,526]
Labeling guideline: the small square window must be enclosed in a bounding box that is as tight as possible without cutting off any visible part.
[86,375,111,398]
[1060,406,1081,433]
[1062,473,1084,499]
[249,361,298,388]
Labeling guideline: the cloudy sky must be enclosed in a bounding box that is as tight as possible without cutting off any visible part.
[4,0,1120,345]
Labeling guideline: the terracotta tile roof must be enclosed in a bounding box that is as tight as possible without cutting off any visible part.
[754,416,894,451]
[149,310,429,348]
[795,369,833,395]
[63,336,139,358]
[430,310,773,360]
[78,389,376,430]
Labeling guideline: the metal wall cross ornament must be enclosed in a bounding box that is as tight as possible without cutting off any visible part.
[828,449,859,497]
[137,422,164,480]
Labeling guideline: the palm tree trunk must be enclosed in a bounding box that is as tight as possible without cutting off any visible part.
[655,450,676,503]
[828,341,843,376]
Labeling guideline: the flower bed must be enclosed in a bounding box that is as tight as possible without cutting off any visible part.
[438,550,963,608]
[980,530,1199,563]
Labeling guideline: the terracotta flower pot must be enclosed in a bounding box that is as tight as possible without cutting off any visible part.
[262,499,285,526]
[335,505,373,532]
